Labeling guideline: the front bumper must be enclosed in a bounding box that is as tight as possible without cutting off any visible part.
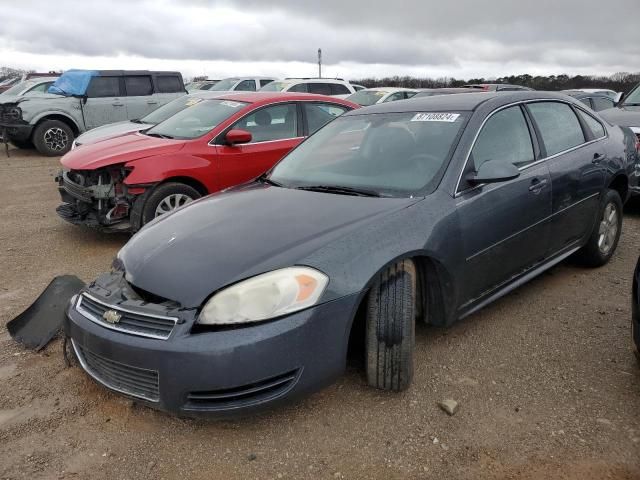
[0,123,33,143]
[65,291,361,418]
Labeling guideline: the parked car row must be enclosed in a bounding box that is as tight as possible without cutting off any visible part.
[44,83,639,417]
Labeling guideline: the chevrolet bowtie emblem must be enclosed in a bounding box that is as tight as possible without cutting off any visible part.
[102,310,122,324]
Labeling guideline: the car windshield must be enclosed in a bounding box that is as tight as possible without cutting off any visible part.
[259,81,289,92]
[269,111,468,197]
[141,95,210,125]
[623,86,640,105]
[346,90,387,106]
[145,99,248,140]
[1,80,34,96]
[208,78,240,91]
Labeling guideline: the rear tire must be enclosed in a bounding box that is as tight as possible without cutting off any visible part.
[575,189,622,267]
[366,259,416,391]
[33,119,74,156]
[141,182,201,227]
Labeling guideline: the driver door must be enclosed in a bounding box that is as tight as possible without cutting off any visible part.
[456,105,552,305]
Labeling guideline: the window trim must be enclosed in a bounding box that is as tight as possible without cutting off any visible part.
[455,99,608,196]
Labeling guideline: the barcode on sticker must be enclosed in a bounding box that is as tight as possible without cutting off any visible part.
[411,113,460,122]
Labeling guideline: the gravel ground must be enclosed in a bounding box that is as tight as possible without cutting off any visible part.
[0,147,639,480]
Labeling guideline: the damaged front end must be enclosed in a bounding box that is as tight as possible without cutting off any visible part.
[0,101,30,154]
[56,166,147,232]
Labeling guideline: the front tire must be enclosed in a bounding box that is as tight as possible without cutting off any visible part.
[141,182,201,227]
[366,259,416,391]
[575,189,623,267]
[33,120,74,156]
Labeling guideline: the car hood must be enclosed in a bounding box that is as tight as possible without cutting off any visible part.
[60,133,186,170]
[599,106,640,128]
[118,183,419,307]
[0,93,69,105]
[75,121,153,146]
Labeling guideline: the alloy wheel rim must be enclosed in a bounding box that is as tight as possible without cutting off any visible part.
[154,193,194,217]
[597,202,618,255]
[43,127,68,151]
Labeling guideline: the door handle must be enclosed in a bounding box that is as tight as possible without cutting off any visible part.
[592,153,605,164]
[112,102,124,107]
[147,101,158,105]
[528,178,548,193]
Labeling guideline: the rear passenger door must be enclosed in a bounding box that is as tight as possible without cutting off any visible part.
[123,74,155,119]
[213,103,303,191]
[456,105,552,304]
[526,101,605,254]
[83,76,128,129]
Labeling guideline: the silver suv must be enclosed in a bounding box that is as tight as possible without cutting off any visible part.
[0,70,186,156]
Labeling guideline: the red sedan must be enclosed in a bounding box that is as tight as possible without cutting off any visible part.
[56,93,358,232]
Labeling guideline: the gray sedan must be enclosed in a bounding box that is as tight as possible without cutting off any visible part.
[65,91,636,417]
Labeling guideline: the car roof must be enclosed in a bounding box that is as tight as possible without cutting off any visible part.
[343,91,578,115]
[359,87,417,93]
[282,78,349,84]
[199,91,359,108]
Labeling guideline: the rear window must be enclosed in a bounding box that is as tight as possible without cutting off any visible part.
[528,102,586,156]
[145,99,248,140]
[125,75,153,96]
[156,75,183,93]
[87,77,121,98]
[346,90,386,106]
[307,83,332,95]
[330,84,351,95]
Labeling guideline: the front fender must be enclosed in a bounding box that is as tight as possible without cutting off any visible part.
[30,110,83,131]
[124,154,212,189]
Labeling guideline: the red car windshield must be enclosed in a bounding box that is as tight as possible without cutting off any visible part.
[145,99,248,140]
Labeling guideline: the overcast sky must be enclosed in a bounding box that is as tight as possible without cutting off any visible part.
[1,0,638,81]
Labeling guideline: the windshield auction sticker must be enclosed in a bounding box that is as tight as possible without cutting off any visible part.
[411,113,460,122]
[221,101,243,108]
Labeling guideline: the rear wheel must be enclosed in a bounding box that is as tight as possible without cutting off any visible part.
[575,189,623,267]
[141,182,201,227]
[366,259,416,391]
[33,119,74,156]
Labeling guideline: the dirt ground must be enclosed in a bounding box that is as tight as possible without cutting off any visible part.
[0,147,639,480]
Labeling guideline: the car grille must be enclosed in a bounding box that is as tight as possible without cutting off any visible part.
[184,369,300,411]
[76,293,178,340]
[60,170,94,202]
[72,340,160,402]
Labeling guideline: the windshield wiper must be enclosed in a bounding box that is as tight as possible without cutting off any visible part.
[145,132,174,139]
[130,118,144,124]
[257,173,284,187]
[296,185,384,197]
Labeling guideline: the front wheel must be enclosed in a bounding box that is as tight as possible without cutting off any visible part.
[141,182,201,227]
[366,259,416,391]
[33,119,74,156]
[575,189,623,267]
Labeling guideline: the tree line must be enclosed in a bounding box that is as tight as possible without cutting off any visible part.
[352,72,640,93]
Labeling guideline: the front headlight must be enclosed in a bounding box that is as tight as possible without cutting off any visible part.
[197,267,329,325]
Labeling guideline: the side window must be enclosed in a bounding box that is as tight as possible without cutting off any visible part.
[528,102,586,156]
[471,106,534,171]
[592,97,614,112]
[260,79,275,87]
[307,83,332,95]
[579,98,592,109]
[288,83,308,93]
[235,80,256,91]
[384,92,405,103]
[124,75,153,96]
[231,103,298,142]
[304,103,349,134]
[576,109,606,139]
[330,83,351,95]
[156,75,183,93]
[86,77,121,98]
[404,91,417,99]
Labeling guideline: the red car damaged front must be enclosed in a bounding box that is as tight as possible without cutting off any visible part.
[54,92,358,232]
[56,133,189,232]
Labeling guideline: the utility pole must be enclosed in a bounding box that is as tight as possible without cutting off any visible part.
[318,48,322,78]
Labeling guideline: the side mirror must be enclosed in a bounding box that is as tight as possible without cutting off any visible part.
[467,160,520,185]
[225,129,252,146]
[614,92,624,105]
